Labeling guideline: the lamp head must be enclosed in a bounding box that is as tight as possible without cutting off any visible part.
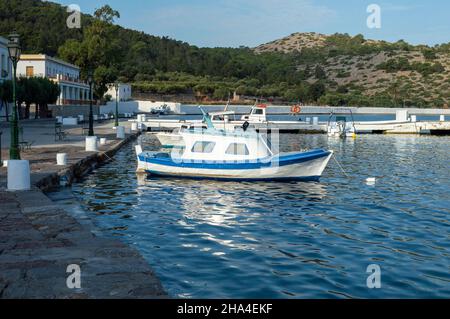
[87,70,93,83]
[7,32,21,62]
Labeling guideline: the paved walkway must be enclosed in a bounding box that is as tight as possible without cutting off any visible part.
[0,190,166,298]
[0,119,167,299]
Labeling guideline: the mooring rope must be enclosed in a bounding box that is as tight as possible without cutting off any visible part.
[332,154,350,178]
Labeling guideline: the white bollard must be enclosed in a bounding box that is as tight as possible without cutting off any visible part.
[313,117,319,126]
[116,126,125,139]
[56,153,68,166]
[85,136,98,152]
[131,122,138,132]
[100,138,107,145]
[7,160,31,191]
[440,115,445,122]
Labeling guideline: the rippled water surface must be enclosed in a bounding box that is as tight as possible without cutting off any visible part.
[52,134,450,298]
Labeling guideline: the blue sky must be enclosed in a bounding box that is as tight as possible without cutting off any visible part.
[52,0,450,47]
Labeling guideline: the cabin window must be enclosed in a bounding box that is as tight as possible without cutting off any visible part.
[226,143,250,156]
[253,109,264,115]
[192,141,216,153]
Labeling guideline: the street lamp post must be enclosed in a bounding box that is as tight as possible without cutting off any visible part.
[87,70,94,136]
[7,32,21,160]
[114,82,119,127]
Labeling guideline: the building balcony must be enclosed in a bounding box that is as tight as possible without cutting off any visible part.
[50,74,89,87]
[60,99,94,106]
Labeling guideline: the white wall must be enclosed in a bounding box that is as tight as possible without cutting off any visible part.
[17,59,46,77]
[100,101,181,114]
[17,56,80,79]
[106,84,132,101]
[0,38,11,82]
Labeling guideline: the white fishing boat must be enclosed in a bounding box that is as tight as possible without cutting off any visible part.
[327,111,357,138]
[136,111,333,182]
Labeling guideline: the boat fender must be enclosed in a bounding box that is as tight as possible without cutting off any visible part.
[242,121,250,132]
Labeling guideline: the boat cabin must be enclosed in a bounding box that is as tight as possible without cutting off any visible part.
[241,104,268,123]
[173,129,273,162]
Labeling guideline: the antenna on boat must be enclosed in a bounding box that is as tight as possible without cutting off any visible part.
[198,106,215,129]
[224,97,230,112]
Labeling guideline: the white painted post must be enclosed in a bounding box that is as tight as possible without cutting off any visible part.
[7,160,31,191]
[56,153,68,166]
[85,136,98,152]
[116,126,125,139]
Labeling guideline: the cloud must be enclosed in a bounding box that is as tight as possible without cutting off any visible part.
[136,0,336,47]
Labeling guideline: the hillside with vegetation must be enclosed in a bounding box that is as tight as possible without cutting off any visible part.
[1,0,449,107]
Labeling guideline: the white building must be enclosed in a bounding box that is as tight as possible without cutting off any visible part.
[0,36,12,83]
[17,54,90,105]
[0,36,12,120]
[106,83,132,101]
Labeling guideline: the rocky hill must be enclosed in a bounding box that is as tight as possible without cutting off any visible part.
[254,32,328,53]
[254,33,450,107]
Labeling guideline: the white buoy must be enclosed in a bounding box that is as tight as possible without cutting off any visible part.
[100,138,107,145]
[85,136,98,152]
[116,126,125,139]
[7,160,31,191]
[56,153,68,166]
[440,115,445,122]
[131,122,138,132]
[366,177,376,185]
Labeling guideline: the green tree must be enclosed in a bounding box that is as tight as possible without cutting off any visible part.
[58,5,121,99]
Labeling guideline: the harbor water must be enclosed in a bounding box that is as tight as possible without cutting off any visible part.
[49,134,450,298]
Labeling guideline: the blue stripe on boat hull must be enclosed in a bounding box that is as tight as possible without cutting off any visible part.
[144,170,321,182]
[139,149,331,170]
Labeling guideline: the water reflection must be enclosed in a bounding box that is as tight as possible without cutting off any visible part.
[136,178,327,229]
[61,134,450,299]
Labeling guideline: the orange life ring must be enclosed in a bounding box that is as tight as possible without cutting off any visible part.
[291,105,301,114]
